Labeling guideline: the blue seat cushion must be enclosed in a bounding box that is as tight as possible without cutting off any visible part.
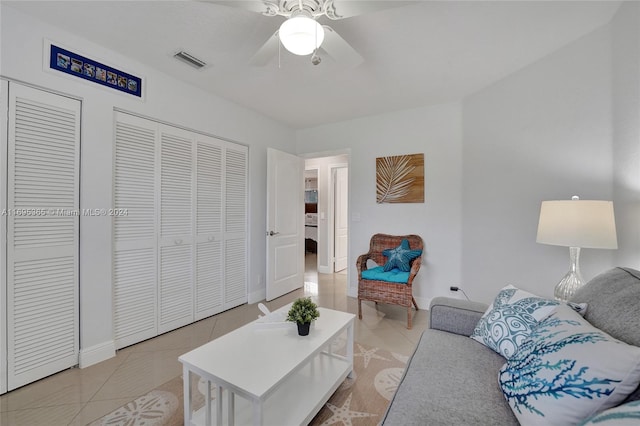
[361,266,409,284]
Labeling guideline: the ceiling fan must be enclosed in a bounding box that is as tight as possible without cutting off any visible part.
[209,0,410,66]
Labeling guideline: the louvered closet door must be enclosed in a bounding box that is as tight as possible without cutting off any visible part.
[113,112,158,349]
[159,125,194,333]
[6,83,80,390]
[194,135,223,320]
[224,144,248,308]
[1,80,9,395]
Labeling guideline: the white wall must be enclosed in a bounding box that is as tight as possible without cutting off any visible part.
[297,21,622,307]
[612,1,640,270]
[462,26,615,303]
[1,6,295,364]
[296,103,463,307]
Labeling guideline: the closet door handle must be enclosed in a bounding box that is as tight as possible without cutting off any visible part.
[174,239,183,245]
[268,231,280,236]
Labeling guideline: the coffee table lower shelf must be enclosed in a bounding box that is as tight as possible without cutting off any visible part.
[188,352,351,426]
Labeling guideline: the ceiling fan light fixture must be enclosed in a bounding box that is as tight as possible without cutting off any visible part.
[279,15,325,56]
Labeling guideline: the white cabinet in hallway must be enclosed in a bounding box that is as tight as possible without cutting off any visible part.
[113,112,247,349]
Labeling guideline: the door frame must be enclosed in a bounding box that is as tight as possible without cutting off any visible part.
[298,150,351,287]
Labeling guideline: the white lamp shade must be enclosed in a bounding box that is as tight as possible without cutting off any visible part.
[279,15,324,56]
[536,200,618,249]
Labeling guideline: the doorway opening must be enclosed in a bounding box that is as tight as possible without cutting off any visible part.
[303,154,349,284]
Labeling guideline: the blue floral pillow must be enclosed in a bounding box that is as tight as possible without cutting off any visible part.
[470,285,559,359]
[499,304,640,426]
[381,239,422,272]
[578,400,640,425]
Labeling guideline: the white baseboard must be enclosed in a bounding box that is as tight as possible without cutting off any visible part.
[318,265,332,274]
[248,288,266,304]
[79,340,116,368]
[347,285,357,298]
[414,296,432,311]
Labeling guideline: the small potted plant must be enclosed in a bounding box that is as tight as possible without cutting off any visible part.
[286,297,320,336]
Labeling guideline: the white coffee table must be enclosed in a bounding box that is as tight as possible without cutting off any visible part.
[179,305,355,426]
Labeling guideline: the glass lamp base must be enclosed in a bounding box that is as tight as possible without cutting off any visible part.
[554,270,585,301]
[554,247,585,302]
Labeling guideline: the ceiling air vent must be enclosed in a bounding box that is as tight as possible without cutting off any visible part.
[173,50,207,69]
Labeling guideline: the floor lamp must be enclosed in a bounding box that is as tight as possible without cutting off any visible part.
[536,196,617,301]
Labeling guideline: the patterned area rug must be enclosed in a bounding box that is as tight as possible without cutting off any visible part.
[90,343,408,426]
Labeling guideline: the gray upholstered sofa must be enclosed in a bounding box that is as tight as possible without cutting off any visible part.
[381,267,640,425]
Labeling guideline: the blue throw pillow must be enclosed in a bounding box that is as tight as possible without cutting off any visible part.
[470,285,559,359]
[381,239,422,272]
[499,304,640,425]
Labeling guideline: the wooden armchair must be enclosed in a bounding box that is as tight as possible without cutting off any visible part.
[356,233,424,329]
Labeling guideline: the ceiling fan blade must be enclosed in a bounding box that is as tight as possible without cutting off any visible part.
[203,1,270,14]
[328,0,417,19]
[320,26,363,67]
[249,31,280,66]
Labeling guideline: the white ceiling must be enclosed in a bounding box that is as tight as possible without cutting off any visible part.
[5,1,621,129]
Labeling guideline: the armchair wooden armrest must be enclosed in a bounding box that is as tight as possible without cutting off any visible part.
[405,255,423,288]
[356,253,373,277]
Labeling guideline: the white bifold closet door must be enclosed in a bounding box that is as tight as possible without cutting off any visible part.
[224,144,248,308]
[194,135,223,320]
[113,112,247,349]
[158,125,194,333]
[113,113,158,349]
[1,81,7,395]
[6,83,80,391]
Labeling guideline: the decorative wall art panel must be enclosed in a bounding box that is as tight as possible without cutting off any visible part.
[48,43,143,98]
[376,153,424,204]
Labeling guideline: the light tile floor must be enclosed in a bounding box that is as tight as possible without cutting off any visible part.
[0,254,428,425]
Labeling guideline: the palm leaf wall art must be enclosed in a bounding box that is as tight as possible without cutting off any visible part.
[376,153,424,203]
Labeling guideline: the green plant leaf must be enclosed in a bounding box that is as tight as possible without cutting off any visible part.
[286,297,320,324]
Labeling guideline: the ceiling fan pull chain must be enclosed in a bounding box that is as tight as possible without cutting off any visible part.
[311,17,321,65]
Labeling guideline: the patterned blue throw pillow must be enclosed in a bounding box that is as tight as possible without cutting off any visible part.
[499,304,640,426]
[381,239,422,272]
[470,285,559,359]
[578,400,640,425]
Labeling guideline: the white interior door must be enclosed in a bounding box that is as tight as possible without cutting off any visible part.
[266,148,304,301]
[7,82,80,390]
[334,167,348,272]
